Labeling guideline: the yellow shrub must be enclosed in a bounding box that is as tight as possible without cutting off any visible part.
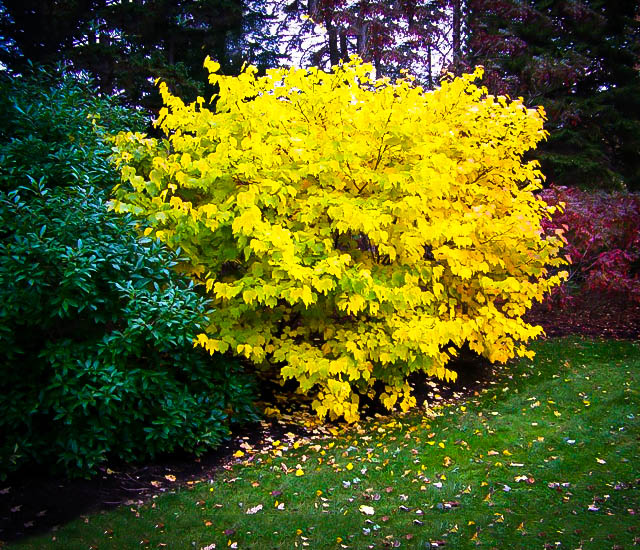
[112,57,566,422]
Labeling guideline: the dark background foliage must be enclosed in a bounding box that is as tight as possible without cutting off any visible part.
[0,0,282,111]
[466,0,640,190]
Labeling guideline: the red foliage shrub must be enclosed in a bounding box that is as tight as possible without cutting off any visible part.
[540,186,640,305]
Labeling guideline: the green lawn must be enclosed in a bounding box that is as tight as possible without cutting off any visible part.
[10,337,640,549]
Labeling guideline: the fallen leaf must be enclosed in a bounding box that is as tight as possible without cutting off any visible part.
[164,474,176,482]
[246,504,263,515]
[359,505,375,515]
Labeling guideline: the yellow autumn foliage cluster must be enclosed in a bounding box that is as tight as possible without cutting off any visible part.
[111,56,566,422]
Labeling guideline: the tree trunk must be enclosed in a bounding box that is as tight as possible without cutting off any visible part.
[326,17,340,66]
[452,0,462,64]
[340,31,349,61]
[427,44,433,88]
[356,21,368,56]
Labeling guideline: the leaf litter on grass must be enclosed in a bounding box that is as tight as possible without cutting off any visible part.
[7,337,640,550]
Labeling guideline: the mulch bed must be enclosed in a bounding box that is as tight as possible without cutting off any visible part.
[2,295,638,544]
[526,293,640,340]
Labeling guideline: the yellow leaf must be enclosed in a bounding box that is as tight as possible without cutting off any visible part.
[295,468,304,476]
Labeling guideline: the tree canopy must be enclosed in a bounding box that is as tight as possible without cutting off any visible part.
[466,0,640,190]
[0,0,282,110]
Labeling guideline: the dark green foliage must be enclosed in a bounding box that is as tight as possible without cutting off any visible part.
[0,182,257,479]
[0,67,147,190]
[0,71,258,479]
[467,0,640,190]
[0,0,282,111]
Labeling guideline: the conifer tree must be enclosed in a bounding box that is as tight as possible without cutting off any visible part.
[467,0,640,190]
[0,0,281,110]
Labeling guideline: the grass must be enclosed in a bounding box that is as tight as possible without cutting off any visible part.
[9,337,640,549]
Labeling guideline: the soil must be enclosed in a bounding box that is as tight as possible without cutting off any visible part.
[2,295,638,545]
[525,293,640,340]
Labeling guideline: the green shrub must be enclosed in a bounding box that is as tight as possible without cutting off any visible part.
[0,66,147,190]
[0,70,257,479]
[0,182,257,478]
